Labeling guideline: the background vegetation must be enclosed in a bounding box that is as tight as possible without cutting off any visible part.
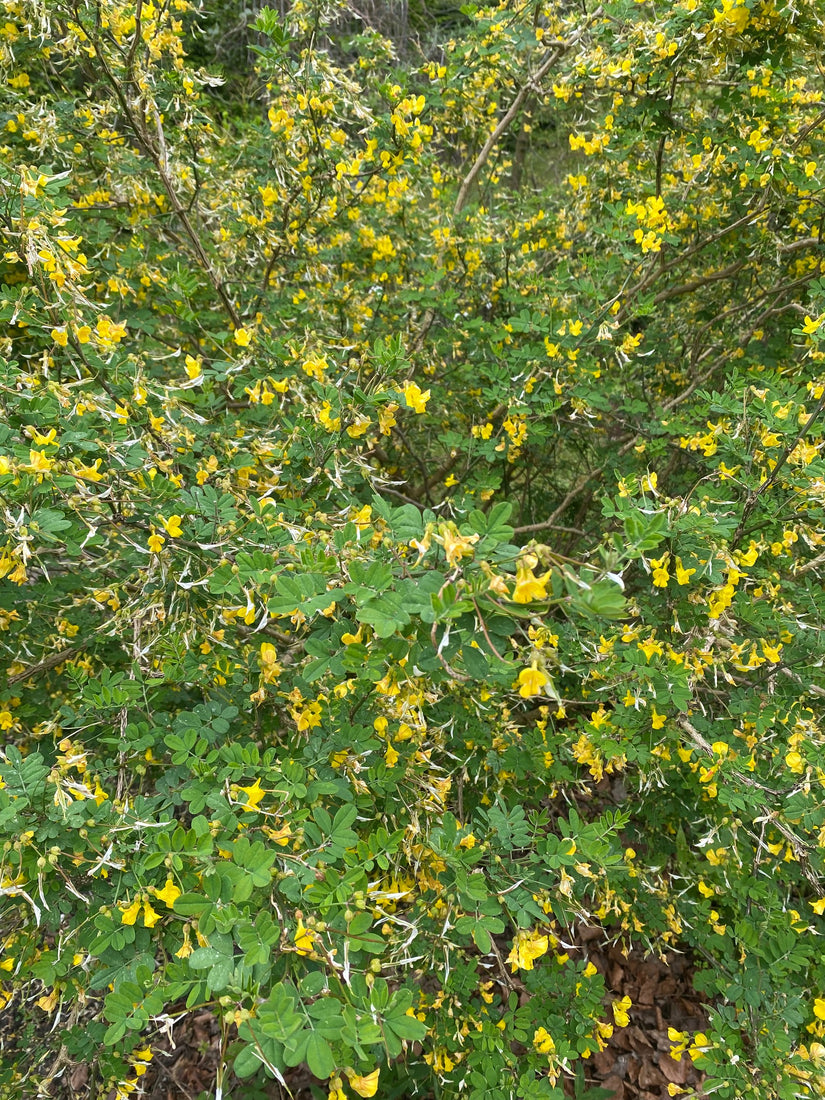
[1,0,825,1096]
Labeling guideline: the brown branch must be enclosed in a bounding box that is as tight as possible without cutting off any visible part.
[90,39,241,329]
[149,106,242,328]
[422,403,506,493]
[411,10,602,354]
[614,187,772,324]
[676,717,788,798]
[512,435,637,537]
[651,260,745,306]
[779,235,824,254]
[453,9,603,216]
[791,107,825,150]
[7,646,79,686]
[731,385,825,548]
[125,0,143,77]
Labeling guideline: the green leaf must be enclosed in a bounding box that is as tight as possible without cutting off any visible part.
[571,578,626,619]
[233,1044,264,1078]
[384,1012,427,1042]
[472,923,492,954]
[305,1032,336,1079]
[188,946,233,992]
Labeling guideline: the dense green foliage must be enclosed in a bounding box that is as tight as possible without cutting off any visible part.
[2,0,825,1097]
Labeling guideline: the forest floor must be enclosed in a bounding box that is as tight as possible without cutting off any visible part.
[134,935,707,1100]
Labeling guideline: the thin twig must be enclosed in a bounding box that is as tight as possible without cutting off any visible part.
[453,11,603,216]
[731,386,825,548]
[8,646,79,685]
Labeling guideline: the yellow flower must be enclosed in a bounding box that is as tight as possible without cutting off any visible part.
[403,380,430,414]
[319,401,341,432]
[589,707,610,731]
[74,458,104,482]
[294,918,315,956]
[385,742,399,767]
[27,449,55,475]
[802,315,823,336]
[713,1,750,34]
[238,777,266,811]
[688,1032,710,1062]
[439,524,479,567]
[518,667,548,698]
[637,637,663,662]
[259,641,280,683]
[761,640,782,663]
[302,355,328,381]
[814,997,825,1021]
[512,559,549,603]
[161,514,183,537]
[142,900,161,928]
[148,533,165,553]
[786,751,805,774]
[346,1068,380,1097]
[51,327,68,347]
[120,897,141,925]
[263,821,292,845]
[152,878,181,908]
[641,471,658,493]
[352,504,372,530]
[346,415,371,438]
[175,927,193,958]
[674,557,695,585]
[507,928,549,971]
[811,898,825,915]
[612,995,632,1027]
[533,1027,556,1054]
[651,707,667,729]
[234,327,252,347]
[36,988,59,1012]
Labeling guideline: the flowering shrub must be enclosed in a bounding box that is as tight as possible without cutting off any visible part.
[1,0,825,1097]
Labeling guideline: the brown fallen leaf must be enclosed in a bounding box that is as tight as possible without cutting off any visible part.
[627,1024,654,1050]
[659,1052,690,1085]
[601,1074,625,1099]
[638,1060,665,1089]
[637,978,658,1006]
[593,1049,615,1076]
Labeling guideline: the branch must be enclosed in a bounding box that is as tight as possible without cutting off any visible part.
[779,235,824,254]
[91,39,241,329]
[651,260,745,306]
[7,646,79,685]
[614,187,772,324]
[453,9,603,217]
[676,717,788,798]
[731,385,825,548]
